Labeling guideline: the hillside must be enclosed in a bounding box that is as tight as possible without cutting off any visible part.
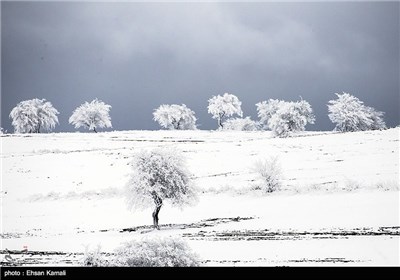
[1,128,399,266]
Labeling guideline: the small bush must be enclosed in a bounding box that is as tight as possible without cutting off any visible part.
[82,245,108,267]
[376,181,400,191]
[222,117,260,131]
[113,237,200,267]
[82,237,200,267]
[252,156,282,193]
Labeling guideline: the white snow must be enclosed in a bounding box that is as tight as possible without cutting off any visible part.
[1,128,399,266]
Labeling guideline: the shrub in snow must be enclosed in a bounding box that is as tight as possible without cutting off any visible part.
[252,156,282,193]
[82,245,108,267]
[153,104,197,130]
[9,98,59,133]
[222,117,260,131]
[256,99,315,137]
[113,237,200,267]
[0,127,4,134]
[82,237,200,267]
[69,99,112,133]
[208,93,243,129]
[125,148,197,229]
[327,92,386,132]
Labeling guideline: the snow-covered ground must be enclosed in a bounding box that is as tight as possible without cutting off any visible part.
[1,128,399,266]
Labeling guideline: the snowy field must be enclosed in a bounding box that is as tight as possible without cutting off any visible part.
[1,128,399,266]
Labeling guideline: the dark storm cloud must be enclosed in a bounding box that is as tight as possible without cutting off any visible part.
[1,2,399,132]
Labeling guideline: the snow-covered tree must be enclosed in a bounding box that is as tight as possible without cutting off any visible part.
[222,117,260,131]
[208,93,243,128]
[0,127,4,135]
[125,148,197,229]
[365,106,386,131]
[255,99,283,130]
[69,99,112,133]
[256,99,315,137]
[9,98,59,133]
[327,92,386,132]
[153,104,197,130]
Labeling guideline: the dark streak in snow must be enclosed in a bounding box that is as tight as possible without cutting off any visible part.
[182,226,400,241]
[118,217,255,233]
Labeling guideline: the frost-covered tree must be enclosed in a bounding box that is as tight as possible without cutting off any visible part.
[255,99,283,130]
[365,106,386,131]
[327,92,386,132]
[69,99,112,133]
[208,93,243,128]
[9,98,59,133]
[153,104,197,130]
[125,148,197,229]
[256,99,315,137]
[222,117,260,131]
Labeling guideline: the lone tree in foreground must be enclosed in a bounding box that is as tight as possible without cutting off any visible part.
[69,99,112,132]
[208,93,243,129]
[125,148,197,229]
[327,92,386,132]
[9,98,59,133]
[153,104,197,130]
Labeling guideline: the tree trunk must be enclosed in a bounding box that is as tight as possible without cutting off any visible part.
[218,117,223,129]
[218,112,225,129]
[151,192,163,230]
[93,127,97,133]
[152,204,162,230]
[176,120,182,130]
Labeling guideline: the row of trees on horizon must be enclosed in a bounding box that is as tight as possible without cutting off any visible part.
[3,92,387,137]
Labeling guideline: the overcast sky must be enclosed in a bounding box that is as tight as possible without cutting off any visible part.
[1,1,399,132]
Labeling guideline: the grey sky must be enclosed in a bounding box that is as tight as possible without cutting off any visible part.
[1,1,399,132]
